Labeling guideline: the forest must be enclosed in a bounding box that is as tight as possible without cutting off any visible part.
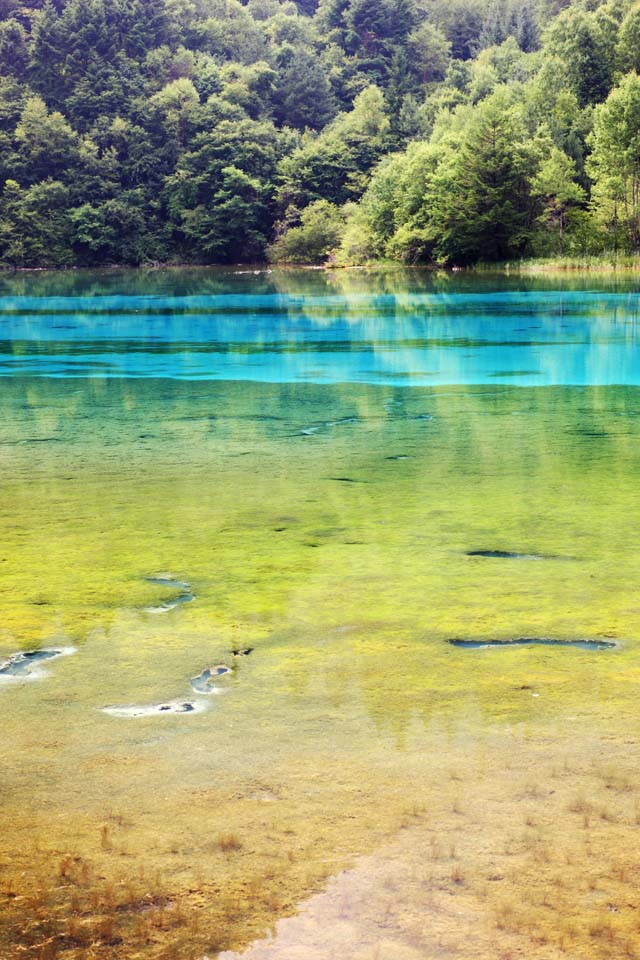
[1,0,640,266]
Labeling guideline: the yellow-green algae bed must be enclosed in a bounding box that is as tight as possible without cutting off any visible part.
[2,269,640,960]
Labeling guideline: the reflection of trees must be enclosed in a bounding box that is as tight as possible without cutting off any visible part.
[4,263,640,299]
[3,268,640,393]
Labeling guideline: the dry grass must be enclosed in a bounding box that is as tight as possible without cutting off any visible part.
[216,833,243,853]
[3,740,640,960]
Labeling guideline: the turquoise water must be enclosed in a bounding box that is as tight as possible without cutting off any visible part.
[1,273,640,383]
[2,267,640,960]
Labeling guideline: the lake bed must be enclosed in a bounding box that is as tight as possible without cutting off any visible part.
[1,268,640,960]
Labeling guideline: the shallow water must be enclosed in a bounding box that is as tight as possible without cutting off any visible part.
[2,268,640,960]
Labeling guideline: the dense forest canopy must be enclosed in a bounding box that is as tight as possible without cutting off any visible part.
[1,0,640,265]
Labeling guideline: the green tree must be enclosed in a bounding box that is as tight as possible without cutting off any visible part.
[164,118,288,261]
[0,77,27,133]
[334,140,440,263]
[532,145,585,254]
[189,0,267,65]
[587,71,640,252]
[426,0,484,60]
[68,191,160,263]
[543,7,615,106]
[616,3,640,74]
[273,47,337,130]
[0,178,72,266]
[29,2,66,103]
[407,23,451,84]
[514,0,539,53]
[180,165,265,261]
[427,98,534,263]
[268,199,346,262]
[0,19,29,78]
[149,78,201,150]
[14,96,80,183]
[344,0,415,55]
[277,85,390,209]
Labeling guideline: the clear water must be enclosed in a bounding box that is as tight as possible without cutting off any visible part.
[2,268,640,960]
[2,275,640,385]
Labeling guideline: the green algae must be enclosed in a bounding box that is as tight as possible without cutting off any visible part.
[2,377,640,753]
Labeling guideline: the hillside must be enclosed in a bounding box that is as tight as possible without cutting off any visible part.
[0,0,638,266]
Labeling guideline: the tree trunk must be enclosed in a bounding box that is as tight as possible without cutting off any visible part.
[633,169,639,254]
[623,172,631,251]
[559,208,564,257]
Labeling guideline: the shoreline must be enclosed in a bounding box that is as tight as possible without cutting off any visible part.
[4,257,640,277]
[3,256,640,282]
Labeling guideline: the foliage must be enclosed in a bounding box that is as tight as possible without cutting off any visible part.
[0,0,639,265]
[587,71,640,253]
[531,145,585,255]
[426,98,536,263]
[542,5,615,107]
[268,199,347,262]
[276,85,390,210]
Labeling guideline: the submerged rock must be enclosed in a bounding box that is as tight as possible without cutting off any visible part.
[101,699,207,718]
[0,646,76,680]
[21,437,62,444]
[145,573,191,591]
[327,477,366,483]
[190,664,233,694]
[448,638,616,650]
[144,573,195,613]
[466,550,549,560]
[145,594,194,614]
[297,417,359,437]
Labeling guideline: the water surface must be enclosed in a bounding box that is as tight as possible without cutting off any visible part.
[1,268,640,960]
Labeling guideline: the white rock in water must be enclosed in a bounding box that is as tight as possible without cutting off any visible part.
[0,646,76,682]
[101,699,208,718]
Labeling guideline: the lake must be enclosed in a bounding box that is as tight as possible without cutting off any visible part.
[1,267,640,960]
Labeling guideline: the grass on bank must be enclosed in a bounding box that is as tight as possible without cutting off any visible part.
[463,251,640,274]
